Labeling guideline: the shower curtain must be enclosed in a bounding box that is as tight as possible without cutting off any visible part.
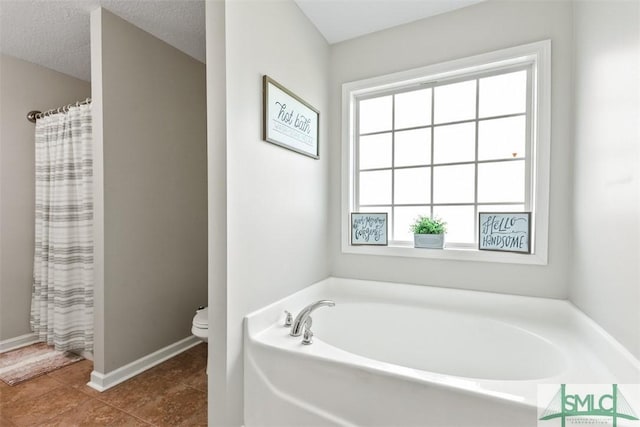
[31,103,93,352]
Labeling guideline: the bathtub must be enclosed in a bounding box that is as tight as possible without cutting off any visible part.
[244,278,640,426]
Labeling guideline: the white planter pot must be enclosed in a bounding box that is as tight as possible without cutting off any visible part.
[414,233,445,249]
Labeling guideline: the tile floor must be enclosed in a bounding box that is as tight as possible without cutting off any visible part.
[0,343,207,426]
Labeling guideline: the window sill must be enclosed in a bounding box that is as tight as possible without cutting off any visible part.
[341,243,547,265]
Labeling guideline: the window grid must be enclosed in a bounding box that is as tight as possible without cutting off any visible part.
[473,78,480,242]
[359,144,526,172]
[359,111,528,138]
[355,66,531,246]
[428,81,435,222]
[360,202,525,208]
[524,67,534,215]
[390,93,396,239]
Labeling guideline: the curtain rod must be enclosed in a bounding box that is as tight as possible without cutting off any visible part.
[27,98,92,123]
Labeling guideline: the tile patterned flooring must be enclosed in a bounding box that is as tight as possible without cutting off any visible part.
[0,343,207,426]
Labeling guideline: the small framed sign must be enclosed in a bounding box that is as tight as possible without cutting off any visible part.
[351,213,388,246]
[263,75,319,159]
[479,212,531,254]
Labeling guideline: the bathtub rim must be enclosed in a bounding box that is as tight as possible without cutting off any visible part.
[246,276,639,372]
[244,276,640,408]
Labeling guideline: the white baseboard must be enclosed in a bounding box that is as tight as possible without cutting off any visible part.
[0,333,40,353]
[87,335,201,392]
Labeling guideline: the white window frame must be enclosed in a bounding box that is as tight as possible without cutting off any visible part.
[341,40,551,265]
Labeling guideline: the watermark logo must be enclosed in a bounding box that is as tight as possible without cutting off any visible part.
[538,384,639,427]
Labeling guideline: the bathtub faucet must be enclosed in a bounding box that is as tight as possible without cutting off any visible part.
[290,300,335,337]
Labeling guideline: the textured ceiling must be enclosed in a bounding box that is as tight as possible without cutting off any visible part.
[0,0,482,82]
[0,0,205,81]
[294,0,484,44]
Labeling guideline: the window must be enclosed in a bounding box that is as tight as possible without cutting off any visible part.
[356,67,530,247]
[342,41,551,264]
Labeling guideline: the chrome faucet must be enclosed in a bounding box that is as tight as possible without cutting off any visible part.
[289,300,335,337]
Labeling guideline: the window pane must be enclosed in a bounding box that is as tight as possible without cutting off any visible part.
[394,206,431,242]
[433,205,475,244]
[395,129,431,167]
[395,88,432,129]
[434,80,476,124]
[433,122,475,164]
[433,164,475,204]
[479,70,527,118]
[359,133,392,169]
[478,116,526,161]
[394,167,430,204]
[359,170,391,205]
[359,96,392,134]
[477,160,525,203]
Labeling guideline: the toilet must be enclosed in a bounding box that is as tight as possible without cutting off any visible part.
[192,306,208,342]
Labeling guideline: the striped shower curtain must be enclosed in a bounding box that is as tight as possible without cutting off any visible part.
[31,103,93,352]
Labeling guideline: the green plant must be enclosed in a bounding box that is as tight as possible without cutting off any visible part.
[409,216,447,235]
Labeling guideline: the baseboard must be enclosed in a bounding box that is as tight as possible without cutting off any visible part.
[0,333,40,353]
[87,335,201,392]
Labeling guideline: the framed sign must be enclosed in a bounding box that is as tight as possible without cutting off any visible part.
[263,75,319,159]
[479,212,531,254]
[351,213,388,246]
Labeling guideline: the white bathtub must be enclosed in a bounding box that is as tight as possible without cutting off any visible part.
[244,278,640,426]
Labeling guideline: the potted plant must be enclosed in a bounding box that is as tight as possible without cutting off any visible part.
[410,216,447,249]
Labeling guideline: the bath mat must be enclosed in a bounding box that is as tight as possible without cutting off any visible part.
[0,342,84,386]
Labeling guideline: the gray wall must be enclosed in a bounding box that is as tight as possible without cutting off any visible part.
[0,54,90,342]
[571,1,640,359]
[329,1,574,299]
[221,0,331,424]
[91,9,207,373]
